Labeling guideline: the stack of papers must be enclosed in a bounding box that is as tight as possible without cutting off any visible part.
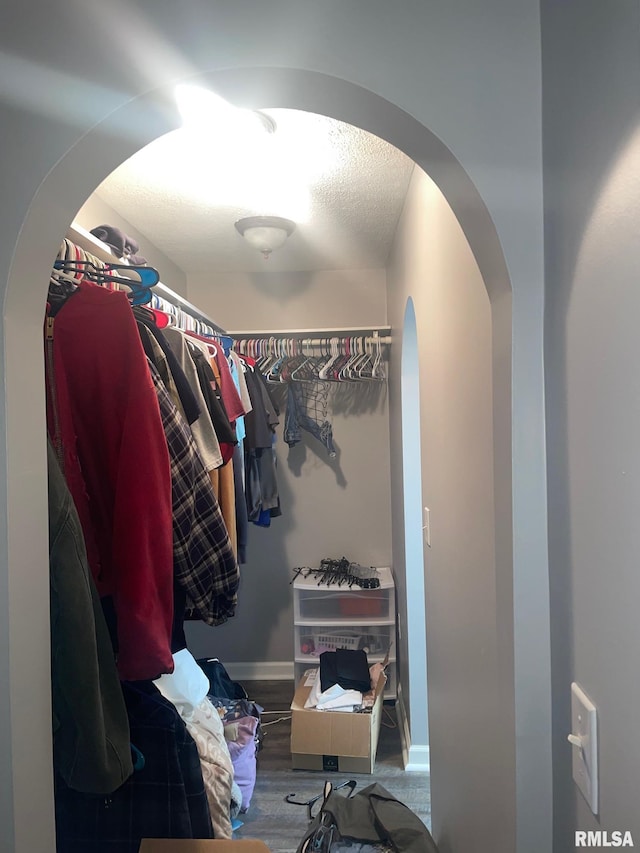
[303,669,363,712]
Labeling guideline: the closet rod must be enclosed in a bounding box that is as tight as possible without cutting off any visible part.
[238,336,392,347]
[153,282,227,335]
[67,222,227,335]
[228,326,392,337]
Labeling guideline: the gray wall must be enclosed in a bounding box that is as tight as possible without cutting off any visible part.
[185,269,391,665]
[0,3,548,851]
[188,269,387,333]
[76,194,188,295]
[388,166,511,853]
[542,1,640,849]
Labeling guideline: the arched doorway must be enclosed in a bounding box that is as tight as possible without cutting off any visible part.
[1,69,520,851]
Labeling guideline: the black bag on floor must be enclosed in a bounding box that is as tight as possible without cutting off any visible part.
[297,780,438,853]
[196,657,248,700]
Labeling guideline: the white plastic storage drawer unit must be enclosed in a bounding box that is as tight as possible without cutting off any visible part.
[293,566,396,700]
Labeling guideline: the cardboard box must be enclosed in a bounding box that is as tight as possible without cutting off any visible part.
[139,841,270,852]
[290,670,386,774]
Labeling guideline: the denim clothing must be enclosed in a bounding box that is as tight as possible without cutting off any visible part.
[284,382,337,458]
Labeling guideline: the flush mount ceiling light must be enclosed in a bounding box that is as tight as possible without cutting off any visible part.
[176,85,277,135]
[234,215,296,259]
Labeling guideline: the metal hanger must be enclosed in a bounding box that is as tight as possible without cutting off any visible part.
[285,779,357,821]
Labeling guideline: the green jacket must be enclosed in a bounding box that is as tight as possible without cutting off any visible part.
[48,441,133,793]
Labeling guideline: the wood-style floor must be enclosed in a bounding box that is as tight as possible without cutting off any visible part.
[233,680,431,853]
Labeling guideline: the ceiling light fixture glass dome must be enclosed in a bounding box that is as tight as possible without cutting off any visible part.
[234,215,296,259]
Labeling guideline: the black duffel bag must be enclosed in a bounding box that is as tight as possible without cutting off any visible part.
[297,780,438,853]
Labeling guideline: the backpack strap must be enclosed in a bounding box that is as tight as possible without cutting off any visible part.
[295,780,358,853]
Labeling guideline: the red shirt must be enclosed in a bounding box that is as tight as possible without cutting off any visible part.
[45,281,174,680]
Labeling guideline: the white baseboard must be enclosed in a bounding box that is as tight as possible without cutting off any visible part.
[397,682,430,773]
[405,744,430,772]
[224,661,295,682]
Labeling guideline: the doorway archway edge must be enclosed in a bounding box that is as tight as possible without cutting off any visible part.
[1,66,549,853]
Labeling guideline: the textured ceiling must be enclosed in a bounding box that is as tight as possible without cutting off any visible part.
[94,108,415,274]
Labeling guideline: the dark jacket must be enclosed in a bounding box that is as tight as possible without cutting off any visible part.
[48,441,133,794]
[54,681,214,852]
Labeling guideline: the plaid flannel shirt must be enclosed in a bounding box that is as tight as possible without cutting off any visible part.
[149,360,239,625]
[54,682,213,852]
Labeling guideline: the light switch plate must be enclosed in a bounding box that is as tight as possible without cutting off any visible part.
[423,507,431,547]
[570,682,598,814]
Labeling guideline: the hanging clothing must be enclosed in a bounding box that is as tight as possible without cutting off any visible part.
[209,461,238,559]
[148,361,240,627]
[47,441,133,795]
[44,280,174,681]
[203,348,240,556]
[243,366,281,523]
[243,366,279,450]
[137,323,187,422]
[132,306,200,426]
[189,345,237,463]
[209,340,245,424]
[228,353,250,559]
[229,350,253,419]
[284,380,337,458]
[233,443,249,563]
[54,681,214,853]
[162,326,223,472]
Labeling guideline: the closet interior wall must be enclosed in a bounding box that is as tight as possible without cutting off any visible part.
[76,195,188,297]
[185,268,393,670]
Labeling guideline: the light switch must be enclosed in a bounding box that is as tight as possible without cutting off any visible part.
[569,682,598,814]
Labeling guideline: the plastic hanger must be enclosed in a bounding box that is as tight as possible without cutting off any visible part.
[349,337,370,380]
[53,259,160,306]
[257,337,278,373]
[355,337,375,379]
[130,743,145,772]
[337,337,352,381]
[318,338,340,380]
[53,259,159,289]
[267,338,289,381]
[280,352,307,382]
[48,270,79,314]
[334,338,355,381]
[340,336,358,380]
[307,339,329,379]
[216,334,234,357]
[371,333,385,380]
[291,353,317,381]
